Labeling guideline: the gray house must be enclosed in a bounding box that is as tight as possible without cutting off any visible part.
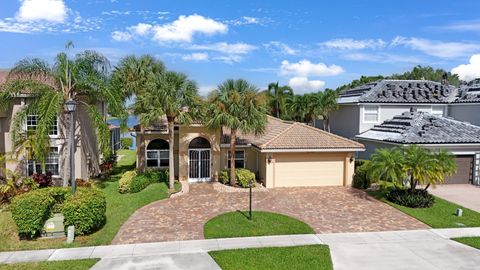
[356,111,480,185]
[330,79,480,139]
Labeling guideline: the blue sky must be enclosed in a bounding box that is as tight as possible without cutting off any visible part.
[1,0,480,95]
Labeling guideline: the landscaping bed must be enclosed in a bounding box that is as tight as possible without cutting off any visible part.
[209,245,333,270]
[204,211,314,239]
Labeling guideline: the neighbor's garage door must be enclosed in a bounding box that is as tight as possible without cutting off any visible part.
[444,156,473,184]
[273,153,346,187]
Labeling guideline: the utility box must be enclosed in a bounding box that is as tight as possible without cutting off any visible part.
[42,213,65,238]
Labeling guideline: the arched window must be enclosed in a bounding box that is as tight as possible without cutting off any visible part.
[146,139,169,167]
[188,137,211,149]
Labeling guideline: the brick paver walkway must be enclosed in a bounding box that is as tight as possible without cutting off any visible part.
[112,183,428,244]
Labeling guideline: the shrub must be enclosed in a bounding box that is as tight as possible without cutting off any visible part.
[129,170,168,193]
[386,189,435,208]
[120,138,133,149]
[75,179,92,188]
[10,187,106,238]
[353,160,371,189]
[219,168,256,188]
[62,188,106,235]
[32,172,53,188]
[118,170,137,194]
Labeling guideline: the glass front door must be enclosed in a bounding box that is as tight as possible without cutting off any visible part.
[188,149,211,182]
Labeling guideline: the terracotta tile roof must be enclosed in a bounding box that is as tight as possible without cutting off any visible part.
[223,116,364,151]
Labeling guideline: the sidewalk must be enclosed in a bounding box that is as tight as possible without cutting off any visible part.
[1,227,480,269]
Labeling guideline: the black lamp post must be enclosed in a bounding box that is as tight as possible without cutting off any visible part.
[65,99,77,195]
[248,179,253,220]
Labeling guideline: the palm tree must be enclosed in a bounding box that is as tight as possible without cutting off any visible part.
[368,148,406,188]
[0,43,124,184]
[424,149,457,190]
[206,79,268,186]
[311,89,338,132]
[110,55,165,173]
[286,94,308,122]
[403,145,438,191]
[267,82,293,119]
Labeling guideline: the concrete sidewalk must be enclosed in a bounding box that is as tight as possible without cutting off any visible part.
[1,228,480,269]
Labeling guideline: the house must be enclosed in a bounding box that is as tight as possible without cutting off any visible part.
[330,79,480,139]
[134,116,365,188]
[356,111,480,185]
[0,70,109,181]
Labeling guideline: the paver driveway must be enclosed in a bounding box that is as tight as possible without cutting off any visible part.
[112,183,428,244]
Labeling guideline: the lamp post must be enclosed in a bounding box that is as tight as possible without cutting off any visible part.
[65,99,77,195]
[248,179,253,220]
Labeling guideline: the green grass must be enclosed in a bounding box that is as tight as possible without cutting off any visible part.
[0,149,180,251]
[453,237,480,249]
[0,259,99,270]
[368,189,480,228]
[209,245,333,270]
[204,211,315,239]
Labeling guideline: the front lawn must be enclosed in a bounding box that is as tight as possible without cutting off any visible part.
[0,150,180,251]
[453,237,480,249]
[368,189,480,228]
[204,211,314,239]
[0,259,99,270]
[209,245,333,270]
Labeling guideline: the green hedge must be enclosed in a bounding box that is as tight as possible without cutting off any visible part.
[120,138,133,149]
[118,170,137,194]
[10,187,106,238]
[353,160,371,189]
[219,168,256,188]
[129,170,168,193]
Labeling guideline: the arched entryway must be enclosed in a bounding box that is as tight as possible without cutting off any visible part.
[146,139,169,168]
[188,137,211,182]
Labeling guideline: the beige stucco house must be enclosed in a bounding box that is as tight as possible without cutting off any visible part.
[0,70,107,181]
[135,116,365,188]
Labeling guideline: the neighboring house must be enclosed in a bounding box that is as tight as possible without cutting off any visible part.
[356,111,480,185]
[134,116,365,188]
[330,79,471,139]
[0,70,106,181]
[109,124,121,152]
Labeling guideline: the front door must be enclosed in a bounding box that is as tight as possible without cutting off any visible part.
[189,149,211,182]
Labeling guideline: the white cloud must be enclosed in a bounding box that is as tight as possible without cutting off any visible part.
[263,41,297,55]
[228,16,262,26]
[16,0,67,23]
[111,30,132,41]
[435,20,480,32]
[188,42,256,54]
[342,52,425,64]
[288,76,325,92]
[182,53,209,61]
[198,85,216,96]
[391,36,480,58]
[152,14,227,43]
[280,60,344,77]
[320,38,386,50]
[129,23,152,36]
[451,54,480,81]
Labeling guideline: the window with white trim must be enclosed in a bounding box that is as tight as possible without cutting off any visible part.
[227,150,245,168]
[26,115,58,136]
[27,147,59,176]
[146,149,169,167]
[363,105,379,123]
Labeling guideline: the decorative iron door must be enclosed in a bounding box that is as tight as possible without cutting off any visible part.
[188,149,211,181]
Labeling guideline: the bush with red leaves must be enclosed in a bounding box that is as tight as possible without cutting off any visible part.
[32,172,53,188]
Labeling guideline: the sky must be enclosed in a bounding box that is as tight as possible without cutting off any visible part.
[1,0,480,96]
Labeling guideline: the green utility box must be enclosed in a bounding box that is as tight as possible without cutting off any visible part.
[42,213,66,238]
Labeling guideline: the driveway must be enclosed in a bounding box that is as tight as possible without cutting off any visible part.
[112,183,428,244]
[429,184,480,212]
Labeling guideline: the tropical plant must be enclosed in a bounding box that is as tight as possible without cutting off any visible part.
[286,94,308,122]
[367,148,406,188]
[206,79,268,186]
[266,82,293,119]
[0,43,126,184]
[310,89,338,131]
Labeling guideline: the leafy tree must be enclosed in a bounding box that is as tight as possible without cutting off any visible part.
[336,75,384,93]
[310,89,338,132]
[286,94,308,122]
[206,79,268,186]
[390,65,460,86]
[266,82,293,119]
[0,44,124,184]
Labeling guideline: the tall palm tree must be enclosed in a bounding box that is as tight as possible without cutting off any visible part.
[311,89,338,132]
[110,55,165,173]
[206,79,268,186]
[424,149,457,190]
[267,82,293,119]
[286,94,308,122]
[0,43,124,184]
[368,148,406,188]
[403,145,437,191]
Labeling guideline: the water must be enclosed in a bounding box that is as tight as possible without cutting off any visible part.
[107,115,138,150]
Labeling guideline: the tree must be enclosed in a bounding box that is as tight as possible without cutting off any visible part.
[110,55,165,173]
[286,94,307,122]
[266,82,293,119]
[0,43,124,184]
[310,89,338,132]
[367,148,406,188]
[206,79,268,186]
[390,65,460,86]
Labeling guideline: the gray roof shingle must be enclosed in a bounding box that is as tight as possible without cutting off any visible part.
[357,111,480,144]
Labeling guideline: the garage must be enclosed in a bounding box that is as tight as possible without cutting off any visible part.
[444,156,474,184]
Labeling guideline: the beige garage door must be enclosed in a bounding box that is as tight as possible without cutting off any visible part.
[444,156,473,184]
[273,153,345,187]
